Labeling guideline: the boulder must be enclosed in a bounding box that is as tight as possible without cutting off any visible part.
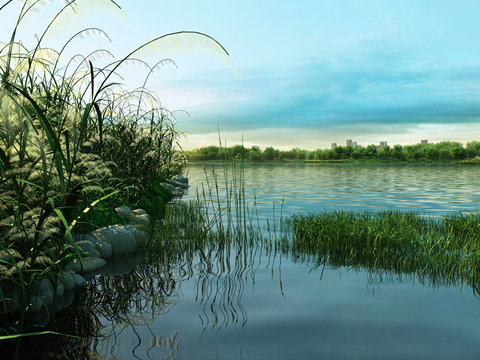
[115,205,132,220]
[59,271,76,291]
[132,209,147,216]
[172,175,189,184]
[71,234,96,247]
[65,257,107,273]
[30,277,65,312]
[160,182,177,192]
[89,225,138,255]
[167,179,189,189]
[75,240,96,252]
[96,240,113,259]
[129,213,151,228]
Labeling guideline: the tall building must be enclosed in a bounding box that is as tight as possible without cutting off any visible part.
[331,143,337,149]
[421,140,428,144]
[380,141,387,148]
[346,139,353,147]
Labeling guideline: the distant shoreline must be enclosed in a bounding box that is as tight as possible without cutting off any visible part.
[186,158,480,165]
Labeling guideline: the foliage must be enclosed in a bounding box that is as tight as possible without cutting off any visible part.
[185,141,480,162]
[0,0,236,353]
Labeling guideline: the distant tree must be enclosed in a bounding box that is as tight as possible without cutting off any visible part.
[439,148,452,161]
[425,146,439,161]
[466,141,480,158]
[306,150,315,160]
[333,145,345,159]
[230,144,245,159]
[263,146,276,160]
[314,149,323,160]
[378,145,391,159]
[297,149,308,160]
[391,144,404,160]
[322,149,335,160]
[365,144,377,158]
[351,146,365,159]
[344,145,354,158]
[451,146,467,160]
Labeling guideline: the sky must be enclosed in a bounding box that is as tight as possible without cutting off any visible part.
[2,0,480,150]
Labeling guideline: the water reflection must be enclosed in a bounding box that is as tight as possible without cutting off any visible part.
[181,163,480,218]
[11,230,478,360]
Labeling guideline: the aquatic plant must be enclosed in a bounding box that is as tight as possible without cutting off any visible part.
[290,210,480,291]
[0,0,237,356]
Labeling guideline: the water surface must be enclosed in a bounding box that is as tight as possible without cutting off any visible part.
[84,163,480,359]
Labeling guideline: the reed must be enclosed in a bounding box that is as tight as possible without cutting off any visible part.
[0,1,237,357]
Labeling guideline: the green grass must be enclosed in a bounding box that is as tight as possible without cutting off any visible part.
[0,1,237,357]
[289,209,480,291]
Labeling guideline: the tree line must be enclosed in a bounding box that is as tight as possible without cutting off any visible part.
[183,141,480,161]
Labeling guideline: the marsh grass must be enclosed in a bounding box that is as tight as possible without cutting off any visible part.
[0,1,237,357]
[290,209,480,291]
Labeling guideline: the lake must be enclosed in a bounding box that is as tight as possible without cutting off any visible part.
[181,162,480,219]
[22,163,480,360]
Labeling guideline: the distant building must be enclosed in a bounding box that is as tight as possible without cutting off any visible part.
[346,139,353,147]
[380,141,387,147]
[331,143,337,149]
[353,142,357,147]
[421,140,428,144]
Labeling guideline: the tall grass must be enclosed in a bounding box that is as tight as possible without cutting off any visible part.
[0,0,237,355]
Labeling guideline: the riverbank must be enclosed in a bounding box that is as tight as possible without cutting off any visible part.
[186,158,480,165]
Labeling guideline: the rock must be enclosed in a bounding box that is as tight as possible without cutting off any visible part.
[172,189,184,197]
[65,257,107,273]
[71,273,86,287]
[172,175,189,184]
[96,241,112,259]
[83,248,101,259]
[75,240,96,252]
[89,225,138,255]
[129,213,151,228]
[123,225,148,248]
[115,205,132,220]
[160,182,177,192]
[0,249,23,263]
[132,209,147,216]
[30,277,65,312]
[167,179,189,189]
[59,271,76,291]
[71,234,96,247]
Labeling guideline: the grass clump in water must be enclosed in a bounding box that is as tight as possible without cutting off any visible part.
[290,209,480,290]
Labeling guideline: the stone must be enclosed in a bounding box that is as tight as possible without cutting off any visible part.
[132,208,147,216]
[96,241,112,259]
[89,225,138,255]
[0,249,23,263]
[75,240,96,252]
[129,213,151,228]
[172,175,189,184]
[83,248,101,259]
[160,182,177,192]
[30,277,65,312]
[65,257,107,273]
[123,225,148,248]
[71,273,86,287]
[71,234,96,247]
[115,205,132,220]
[167,179,189,189]
[60,271,76,291]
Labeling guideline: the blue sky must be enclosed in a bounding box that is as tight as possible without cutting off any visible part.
[2,0,480,150]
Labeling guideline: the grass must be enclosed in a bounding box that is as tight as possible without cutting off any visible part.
[289,209,480,291]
